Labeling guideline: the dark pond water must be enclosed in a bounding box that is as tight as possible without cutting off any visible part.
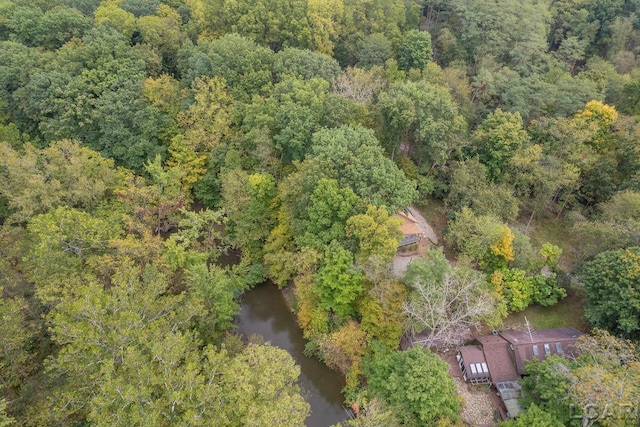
[235,283,350,427]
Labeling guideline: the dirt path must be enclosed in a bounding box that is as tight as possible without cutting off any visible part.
[408,205,438,245]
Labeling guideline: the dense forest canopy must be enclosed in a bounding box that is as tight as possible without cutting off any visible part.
[1,0,640,425]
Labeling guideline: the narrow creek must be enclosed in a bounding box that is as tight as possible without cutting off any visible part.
[235,283,350,427]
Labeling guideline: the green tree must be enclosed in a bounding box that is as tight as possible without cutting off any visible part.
[364,346,461,426]
[346,204,402,262]
[472,109,528,182]
[580,247,640,339]
[185,33,274,102]
[221,0,312,51]
[445,208,515,271]
[306,0,344,55]
[446,158,520,222]
[263,219,297,287]
[45,262,309,426]
[0,287,34,396]
[4,6,43,47]
[507,144,579,229]
[136,5,187,73]
[13,26,167,170]
[186,262,248,338]
[0,140,122,223]
[500,403,563,427]
[46,264,200,423]
[119,0,159,17]
[520,330,640,426]
[356,33,393,68]
[490,268,565,313]
[240,77,330,164]
[397,30,433,71]
[93,1,136,39]
[25,206,121,306]
[447,0,550,69]
[304,125,417,211]
[378,79,466,168]
[218,342,311,426]
[297,178,363,251]
[0,399,14,426]
[178,76,233,154]
[333,397,400,427]
[358,279,407,350]
[334,0,409,65]
[5,5,92,50]
[315,241,364,319]
[601,190,640,222]
[273,47,341,83]
[142,154,190,232]
[222,169,276,264]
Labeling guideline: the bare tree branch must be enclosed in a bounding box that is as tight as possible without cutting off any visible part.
[404,271,493,349]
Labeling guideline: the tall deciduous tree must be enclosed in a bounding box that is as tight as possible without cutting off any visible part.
[345,204,402,262]
[397,30,433,71]
[221,0,312,52]
[0,287,34,396]
[192,33,274,101]
[364,346,461,425]
[46,263,309,426]
[306,0,344,55]
[221,169,276,264]
[94,1,136,39]
[403,249,496,347]
[315,241,364,319]
[297,178,363,251]
[304,125,417,211]
[446,158,520,222]
[472,108,528,182]
[448,0,551,69]
[0,140,121,223]
[240,77,330,164]
[500,404,563,427]
[178,76,233,153]
[445,207,515,271]
[25,206,121,306]
[273,47,341,83]
[580,246,640,339]
[378,79,466,167]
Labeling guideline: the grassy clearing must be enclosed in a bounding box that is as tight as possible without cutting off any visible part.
[524,211,581,273]
[503,284,590,332]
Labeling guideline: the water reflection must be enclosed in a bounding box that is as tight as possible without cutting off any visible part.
[235,283,350,427]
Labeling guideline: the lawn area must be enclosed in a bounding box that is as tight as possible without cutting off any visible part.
[509,212,591,331]
[503,284,590,332]
[524,211,581,273]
